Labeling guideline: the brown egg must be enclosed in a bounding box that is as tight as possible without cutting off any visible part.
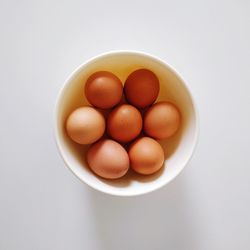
[66,106,105,144]
[124,69,160,108]
[128,137,164,175]
[85,71,123,109]
[87,139,129,179]
[144,101,181,139]
[107,104,142,143]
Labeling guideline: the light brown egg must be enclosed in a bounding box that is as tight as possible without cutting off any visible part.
[66,106,105,144]
[124,69,160,108]
[85,71,123,109]
[107,104,142,143]
[128,137,165,175]
[144,101,181,139]
[87,139,129,179]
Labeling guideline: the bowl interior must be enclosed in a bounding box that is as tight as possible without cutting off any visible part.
[55,52,198,196]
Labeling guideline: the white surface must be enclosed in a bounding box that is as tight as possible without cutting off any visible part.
[0,0,249,249]
[55,51,198,196]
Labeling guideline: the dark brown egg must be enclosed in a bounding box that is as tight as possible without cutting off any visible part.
[124,69,159,108]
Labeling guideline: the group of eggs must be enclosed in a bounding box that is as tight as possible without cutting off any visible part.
[66,69,181,179]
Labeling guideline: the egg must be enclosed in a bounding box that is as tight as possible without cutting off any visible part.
[66,106,105,144]
[124,69,160,108]
[144,101,181,139]
[128,137,165,175]
[85,71,123,109]
[107,104,142,143]
[87,139,129,179]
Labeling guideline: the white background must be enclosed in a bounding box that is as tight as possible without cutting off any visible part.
[0,0,250,249]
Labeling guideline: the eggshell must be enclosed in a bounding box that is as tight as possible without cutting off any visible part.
[87,139,129,179]
[124,69,159,108]
[107,104,142,143]
[144,101,181,139]
[85,71,123,109]
[128,137,165,175]
[66,106,105,144]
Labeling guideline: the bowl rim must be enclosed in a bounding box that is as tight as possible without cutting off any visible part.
[54,50,200,197]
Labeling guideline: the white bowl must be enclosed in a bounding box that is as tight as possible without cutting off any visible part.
[55,51,199,196]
